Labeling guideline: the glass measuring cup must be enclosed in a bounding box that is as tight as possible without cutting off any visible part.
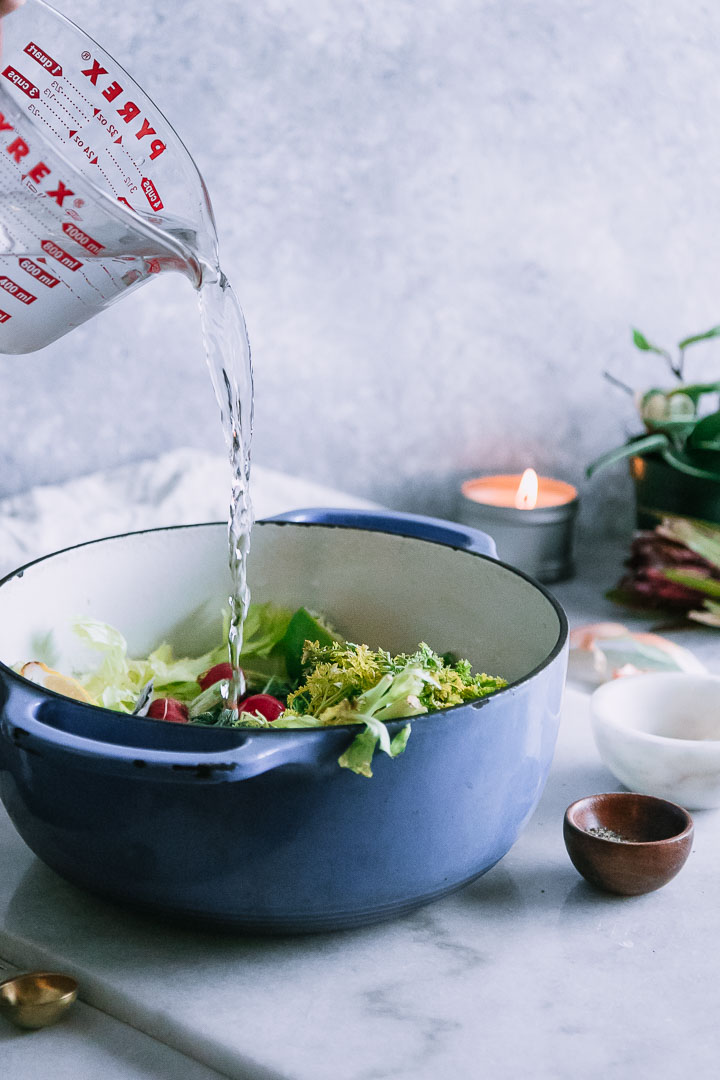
[0,0,217,353]
[0,0,256,704]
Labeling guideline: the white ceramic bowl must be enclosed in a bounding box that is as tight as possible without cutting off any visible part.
[590,673,720,810]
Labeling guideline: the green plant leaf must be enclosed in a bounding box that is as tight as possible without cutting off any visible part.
[633,328,663,353]
[677,325,720,350]
[586,433,669,478]
[643,417,697,441]
[667,381,720,404]
[663,570,720,599]
[660,446,720,483]
[658,515,720,567]
[688,600,720,628]
[688,410,720,451]
[633,327,675,363]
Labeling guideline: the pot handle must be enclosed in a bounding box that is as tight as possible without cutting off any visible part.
[266,508,498,558]
[0,682,326,784]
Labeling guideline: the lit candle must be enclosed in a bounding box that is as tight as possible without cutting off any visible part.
[457,469,579,582]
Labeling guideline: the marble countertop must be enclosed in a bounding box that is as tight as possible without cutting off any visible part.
[0,957,226,1080]
[1,457,719,1079]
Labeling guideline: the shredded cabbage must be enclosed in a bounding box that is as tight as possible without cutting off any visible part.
[64,609,507,778]
[74,617,226,712]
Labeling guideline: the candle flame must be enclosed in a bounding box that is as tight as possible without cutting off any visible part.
[515,468,539,510]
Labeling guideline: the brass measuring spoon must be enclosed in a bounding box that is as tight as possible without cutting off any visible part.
[0,971,78,1029]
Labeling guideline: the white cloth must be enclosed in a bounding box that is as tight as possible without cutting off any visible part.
[0,448,376,577]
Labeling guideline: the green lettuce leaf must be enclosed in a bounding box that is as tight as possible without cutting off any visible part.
[338,728,380,778]
[338,721,413,778]
[282,607,340,680]
[239,602,294,658]
[74,617,226,711]
[74,604,298,712]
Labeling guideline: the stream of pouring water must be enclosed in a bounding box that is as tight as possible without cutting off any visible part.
[197,265,254,704]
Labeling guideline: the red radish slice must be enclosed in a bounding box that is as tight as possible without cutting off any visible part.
[147,698,189,723]
[238,694,285,722]
[197,662,235,691]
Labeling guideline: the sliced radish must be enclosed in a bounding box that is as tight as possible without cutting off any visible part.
[238,694,285,723]
[147,698,189,723]
[197,662,235,691]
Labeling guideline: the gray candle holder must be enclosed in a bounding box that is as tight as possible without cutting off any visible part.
[457,477,579,583]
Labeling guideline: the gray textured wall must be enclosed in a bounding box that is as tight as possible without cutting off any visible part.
[2,0,720,536]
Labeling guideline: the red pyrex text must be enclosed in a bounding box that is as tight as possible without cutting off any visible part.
[0,111,76,205]
[81,58,166,161]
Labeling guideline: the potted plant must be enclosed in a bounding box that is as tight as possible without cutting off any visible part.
[587,326,720,526]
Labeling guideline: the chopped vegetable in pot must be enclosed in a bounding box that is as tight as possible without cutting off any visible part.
[17,603,507,778]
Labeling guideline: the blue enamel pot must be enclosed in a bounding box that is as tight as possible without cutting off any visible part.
[0,510,567,932]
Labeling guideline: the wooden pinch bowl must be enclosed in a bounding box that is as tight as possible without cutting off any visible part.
[563,792,694,896]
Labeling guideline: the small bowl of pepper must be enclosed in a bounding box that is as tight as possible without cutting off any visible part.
[563,792,694,895]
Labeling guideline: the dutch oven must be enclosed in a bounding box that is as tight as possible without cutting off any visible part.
[0,509,568,932]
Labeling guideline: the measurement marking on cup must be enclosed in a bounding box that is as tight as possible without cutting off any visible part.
[62,221,104,254]
[41,239,81,271]
[38,99,74,135]
[24,42,63,78]
[26,103,64,141]
[79,268,110,302]
[141,177,163,211]
[0,309,11,323]
[61,77,95,109]
[91,107,121,141]
[100,263,125,293]
[0,276,36,304]
[18,258,60,288]
[42,88,78,122]
[53,80,90,121]
[106,148,133,185]
[69,131,99,160]
[96,162,120,197]
[2,66,39,99]
[114,140,143,176]
[0,186,79,300]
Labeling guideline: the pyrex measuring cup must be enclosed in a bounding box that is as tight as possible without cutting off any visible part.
[0,0,217,353]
